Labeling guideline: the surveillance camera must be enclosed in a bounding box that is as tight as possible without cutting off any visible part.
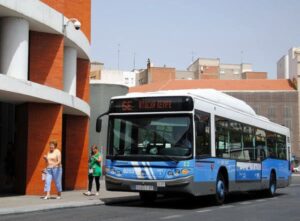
[73,20,81,30]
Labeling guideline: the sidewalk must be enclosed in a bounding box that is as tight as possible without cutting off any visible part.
[0,180,139,215]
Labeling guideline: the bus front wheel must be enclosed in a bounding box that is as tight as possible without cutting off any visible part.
[139,192,157,203]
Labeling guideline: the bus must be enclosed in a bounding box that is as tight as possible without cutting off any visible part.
[96,89,292,204]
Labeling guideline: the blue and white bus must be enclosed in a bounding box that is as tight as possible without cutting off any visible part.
[96,89,291,204]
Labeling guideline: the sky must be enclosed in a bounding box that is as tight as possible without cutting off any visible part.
[91,0,300,78]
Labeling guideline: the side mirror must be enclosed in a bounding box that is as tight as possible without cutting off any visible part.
[96,117,102,133]
[96,110,109,133]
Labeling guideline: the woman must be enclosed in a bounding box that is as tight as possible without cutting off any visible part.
[43,140,62,199]
[84,145,102,196]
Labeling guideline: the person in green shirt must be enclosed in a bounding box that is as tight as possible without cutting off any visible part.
[83,145,102,196]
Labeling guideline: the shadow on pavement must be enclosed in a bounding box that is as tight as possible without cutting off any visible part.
[104,192,287,210]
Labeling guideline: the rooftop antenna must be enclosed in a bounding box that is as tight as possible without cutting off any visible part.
[191,51,195,62]
[117,43,120,71]
[133,51,136,70]
[240,50,244,64]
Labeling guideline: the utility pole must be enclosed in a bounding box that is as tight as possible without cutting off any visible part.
[241,50,244,64]
[133,51,136,70]
[191,51,195,63]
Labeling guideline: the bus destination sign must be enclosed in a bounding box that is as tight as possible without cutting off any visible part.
[109,96,194,113]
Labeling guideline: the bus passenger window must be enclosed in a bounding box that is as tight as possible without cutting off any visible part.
[243,125,255,161]
[277,134,286,160]
[215,117,229,158]
[266,131,276,158]
[195,111,210,156]
[255,129,267,160]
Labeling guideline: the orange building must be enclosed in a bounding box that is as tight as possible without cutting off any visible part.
[0,0,90,195]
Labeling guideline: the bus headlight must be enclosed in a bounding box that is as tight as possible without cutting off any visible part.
[181,169,190,175]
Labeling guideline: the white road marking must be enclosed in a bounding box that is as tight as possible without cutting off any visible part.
[256,199,266,202]
[290,184,300,186]
[269,197,278,200]
[240,201,252,205]
[161,215,183,220]
[219,205,234,209]
[196,209,212,213]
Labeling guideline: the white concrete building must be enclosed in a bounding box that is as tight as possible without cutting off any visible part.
[277,47,300,80]
[90,65,139,87]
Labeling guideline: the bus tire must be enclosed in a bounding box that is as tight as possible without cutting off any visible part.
[139,192,157,203]
[265,171,277,197]
[214,173,226,205]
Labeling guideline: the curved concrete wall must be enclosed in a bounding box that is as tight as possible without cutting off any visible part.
[89,84,128,156]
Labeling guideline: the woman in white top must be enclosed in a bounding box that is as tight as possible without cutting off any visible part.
[43,140,62,199]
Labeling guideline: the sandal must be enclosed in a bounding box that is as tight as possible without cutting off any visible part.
[83,191,91,196]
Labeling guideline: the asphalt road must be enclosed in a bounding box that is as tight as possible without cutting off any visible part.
[2,175,300,221]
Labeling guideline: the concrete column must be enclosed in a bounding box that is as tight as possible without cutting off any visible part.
[64,47,77,96]
[0,17,29,80]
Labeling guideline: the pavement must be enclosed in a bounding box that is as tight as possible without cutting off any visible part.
[0,174,299,216]
[0,179,138,215]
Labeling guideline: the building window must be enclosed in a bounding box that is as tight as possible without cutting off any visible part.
[253,106,260,114]
[284,106,291,118]
[268,106,276,118]
[284,119,292,130]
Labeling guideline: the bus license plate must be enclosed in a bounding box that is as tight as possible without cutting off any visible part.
[132,184,156,191]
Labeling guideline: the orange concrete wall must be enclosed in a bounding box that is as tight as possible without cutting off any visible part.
[25,104,63,195]
[41,0,64,13]
[41,0,91,41]
[77,59,90,102]
[29,32,64,90]
[149,67,176,83]
[242,71,268,79]
[64,115,89,190]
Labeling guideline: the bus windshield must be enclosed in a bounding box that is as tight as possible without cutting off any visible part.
[108,114,193,159]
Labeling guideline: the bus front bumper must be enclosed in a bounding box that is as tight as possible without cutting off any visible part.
[105,175,194,194]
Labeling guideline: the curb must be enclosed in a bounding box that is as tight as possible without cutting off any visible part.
[0,200,104,216]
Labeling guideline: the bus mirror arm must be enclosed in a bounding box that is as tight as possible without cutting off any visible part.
[96,110,109,133]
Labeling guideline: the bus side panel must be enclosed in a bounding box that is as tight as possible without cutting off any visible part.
[262,159,290,188]
[193,158,236,194]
